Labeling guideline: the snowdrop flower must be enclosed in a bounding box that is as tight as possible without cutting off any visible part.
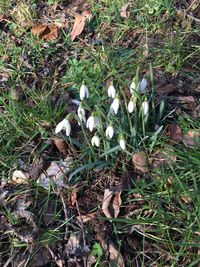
[105,125,114,139]
[128,98,135,113]
[129,77,136,94]
[108,83,116,99]
[71,99,81,106]
[139,78,147,94]
[110,97,120,115]
[91,135,100,147]
[77,104,86,123]
[86,115,100,132]
[142,100,149,116]
[80,83,89,100]
[119,135,126,150]
[55,118,71,136]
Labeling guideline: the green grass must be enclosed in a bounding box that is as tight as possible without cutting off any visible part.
[0,0,200,266]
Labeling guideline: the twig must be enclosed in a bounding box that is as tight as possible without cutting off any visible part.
[59,190,69,240]
[75,200,87,267]
[3,252,17,267]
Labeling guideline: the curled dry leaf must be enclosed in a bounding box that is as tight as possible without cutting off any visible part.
[11,170,29,184]
[183,130,200,148]
[70,11,91,41]
[132,150,149,173]
[167,123,183,143]
[52,136,69,157]
[120,2,131,18]
[102,188,122,218]
[99,237,124,267]
[77,211,97,223]
[31,24,58,41]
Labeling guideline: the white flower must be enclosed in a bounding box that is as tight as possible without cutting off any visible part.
[130,78,136,94]
[77,105,86,123]
[139,78,147,94]
[119,137,126,150]
[86,115,100,132]
[80,84,89,100]
[128,99,135,113]
[105,125,114,139]
[142,100,149,116]
[91,135,100,147]
[71,99,81,106]
[55,118,71,136]
[108,84,116,98]
[110,97,120,115]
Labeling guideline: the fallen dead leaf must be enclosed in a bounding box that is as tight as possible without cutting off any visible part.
[181,195,191,204]
[151,148,176,169]
[77,211,97,223]
[70,11,91,41]
[167,96,196,110]
[99,238,124,267]
[70,186,77,206]
[167,123,183,143]
[156,83,176,95]
[132,150,149,173]
[0,69,9,82]
[31,24,58,41]
[120,2,131,18]
[11,170,29,184]
[65,233,89,257]
[183,130,200,148]
[102,188,122,218]
[52,136,69,157]
[37,158,72,189]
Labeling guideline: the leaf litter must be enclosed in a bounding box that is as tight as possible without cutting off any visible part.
[1,0,200,266]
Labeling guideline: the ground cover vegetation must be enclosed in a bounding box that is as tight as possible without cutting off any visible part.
[0,0,200,266]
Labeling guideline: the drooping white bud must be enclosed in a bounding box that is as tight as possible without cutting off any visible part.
[129,78,136,94]
[55,118,71,136]
[139,78,147,94]
[119,137,126,150]
[110,97,120,115]
[142,100,149,116]
[128,99,135,113]
[91,135,100,147]
[108,84,116,98]
[86,115,100,132]
[77,105,86,123]
[105,125,114,139]
[80,84,89,100]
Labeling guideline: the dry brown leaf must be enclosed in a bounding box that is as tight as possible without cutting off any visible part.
[37,158,72,189]
[151,148,176,169]
[100,238,124,267]
[70,186,77,206]
[181,195,191,204]
[102,188,122,218]
[31,24,58,41]
[0,69,9,82]
[167,123,183,143]
[11,170,29,184]
[183,130,200,148]
[52,137,68,157]
[70,11,91,41]
[120,2,131,18]
[156,83,176,95]
[132,151,149,173]
[77,211,97,223]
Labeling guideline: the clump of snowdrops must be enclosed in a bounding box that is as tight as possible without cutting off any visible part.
[55,66,164,159]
